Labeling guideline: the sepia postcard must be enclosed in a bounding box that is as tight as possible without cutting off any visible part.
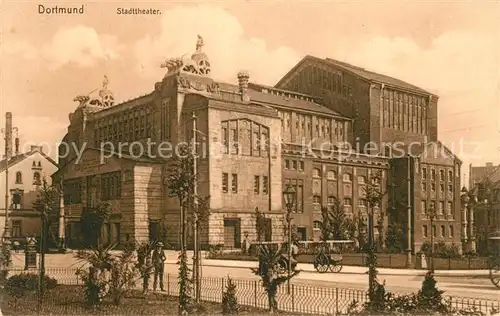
[0,1,500,315]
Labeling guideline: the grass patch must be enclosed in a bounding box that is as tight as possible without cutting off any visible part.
[1,284,296,315]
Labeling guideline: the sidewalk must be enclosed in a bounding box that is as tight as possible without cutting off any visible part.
[9,251,490,277]
[199,258,491,277]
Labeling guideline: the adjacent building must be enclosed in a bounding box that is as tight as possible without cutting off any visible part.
[0,114,59,243]
[469,163,500,254]
[52,37,465,255]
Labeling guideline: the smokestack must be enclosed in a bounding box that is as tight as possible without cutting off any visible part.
[5,112,12,160]
[237,71,250,102]
[15,137,19,155]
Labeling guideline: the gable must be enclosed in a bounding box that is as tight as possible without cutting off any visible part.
[419,142,459,166]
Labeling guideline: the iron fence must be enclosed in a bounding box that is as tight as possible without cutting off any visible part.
[1,268,499,315]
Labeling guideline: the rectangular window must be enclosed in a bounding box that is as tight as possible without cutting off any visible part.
[292,161,297,170]
[422,167,427,180]
[440,183,444,193]
[298,161,304,171]
[439,170,445,181]
[448,170,453,180]
[221,125,228,154]
[12,220,21,237]
[431,169,436,181]
[254,176,260,194]
[285,160,290,169]
[101,172,122,201]
[230,128,238,154]
[438,202,444,214]
[313,195,321,204]
[440,225,445,237]
[447,201,453,214]
[448,184,453,193]
[231,174,238,193]
[421,200,427,214]
[423,225,428,238]
[431,183,436,192]
[222,173,228,193]
[262,176,269,195]
[432,225,437,237]
[449,225,454,238]
[297,180,304,212]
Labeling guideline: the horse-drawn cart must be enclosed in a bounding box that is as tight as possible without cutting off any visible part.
[311,240,354,274]
[489,235,500,289]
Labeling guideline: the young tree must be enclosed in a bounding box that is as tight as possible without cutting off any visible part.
[417,272,449,314]
[255,208,268,242]
[221,277,239,315]
[385,223,404,254]
[167,142,209,308]
[251,244,300,312]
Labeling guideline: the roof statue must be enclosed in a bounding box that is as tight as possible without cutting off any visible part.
[72,75,115,109]
[161,35,211,76]
[98,75,115,108]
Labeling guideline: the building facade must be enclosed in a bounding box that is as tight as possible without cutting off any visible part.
[275,55,463,253]
[0,139,59,242]
[469,162,500,254]
[54,37,464,254]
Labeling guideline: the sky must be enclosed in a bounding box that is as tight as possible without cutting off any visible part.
[1,0,499,183]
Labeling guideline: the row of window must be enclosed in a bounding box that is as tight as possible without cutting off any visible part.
[422,224,454,238]
[422,168,454,182]
[14,171,41,185]
[279,111,348,143]
[64,179,82,204]
[94,107,153,147]
[421,200,453,215]
[312,195,369,207]
[221,173,269,195]
[221,119,269,157]
[284,65,352,100]
[101,172,122,201]
[284,160,305,171]
[421,182,453,194]
[381,89,428,134]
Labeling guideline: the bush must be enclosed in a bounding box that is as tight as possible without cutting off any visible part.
[207,244,224,258]
[420,241,461,259]
[5,273,58,296]
[221,277,239,314]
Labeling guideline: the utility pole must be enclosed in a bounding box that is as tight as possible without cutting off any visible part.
[2,112,16,246]
[58,177,65,250]
[426,205,436,272]
[406,155,413,268]
[192,111,200,302]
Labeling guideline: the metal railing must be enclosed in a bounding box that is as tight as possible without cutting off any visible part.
[1,268,499,315]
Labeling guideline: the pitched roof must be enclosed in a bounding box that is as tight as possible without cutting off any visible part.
[0,146,58,172]
[395,140,461,163]
[470,164,500,185]
[324,57,432,95]
[214,81,346,118]
[276,55,434,96]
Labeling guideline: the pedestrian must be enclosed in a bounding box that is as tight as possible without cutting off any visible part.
[152,241,166,291]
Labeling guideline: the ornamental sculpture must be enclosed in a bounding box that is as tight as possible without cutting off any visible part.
[161,35,211,76]
[73,75,115,109]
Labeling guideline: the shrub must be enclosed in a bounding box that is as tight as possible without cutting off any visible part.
[207,244,224,258]
[222,277,239,314]
[5,273,57,296]
[417,272,449,313]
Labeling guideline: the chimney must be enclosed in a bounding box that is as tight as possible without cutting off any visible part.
[14,137,19,155]
[237,71,250,102]
[5,112,13,160]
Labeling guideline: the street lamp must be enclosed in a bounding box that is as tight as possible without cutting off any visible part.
[425,204,437,272]
[283,183,296,295]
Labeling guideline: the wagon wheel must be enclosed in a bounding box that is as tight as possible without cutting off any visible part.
[490,262,500,289]
[329,260,343,273]
[314,253,330,273]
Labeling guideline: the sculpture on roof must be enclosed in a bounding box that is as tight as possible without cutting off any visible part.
[161,35,211,76]
[74,95,90,108]
[98,75,115,108]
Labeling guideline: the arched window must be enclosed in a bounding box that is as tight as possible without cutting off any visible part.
[312,168,321,178]
[313,221,322,230]
[343,173,352,182]
[15,172,22,184]
[33,172,41,184]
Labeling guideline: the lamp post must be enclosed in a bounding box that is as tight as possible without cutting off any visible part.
[425,204,437,272]
[283,184,296,295]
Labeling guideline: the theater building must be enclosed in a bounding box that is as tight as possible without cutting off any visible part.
[54,36,463,254]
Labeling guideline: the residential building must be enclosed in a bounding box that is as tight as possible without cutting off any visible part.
[0,134,59,243]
